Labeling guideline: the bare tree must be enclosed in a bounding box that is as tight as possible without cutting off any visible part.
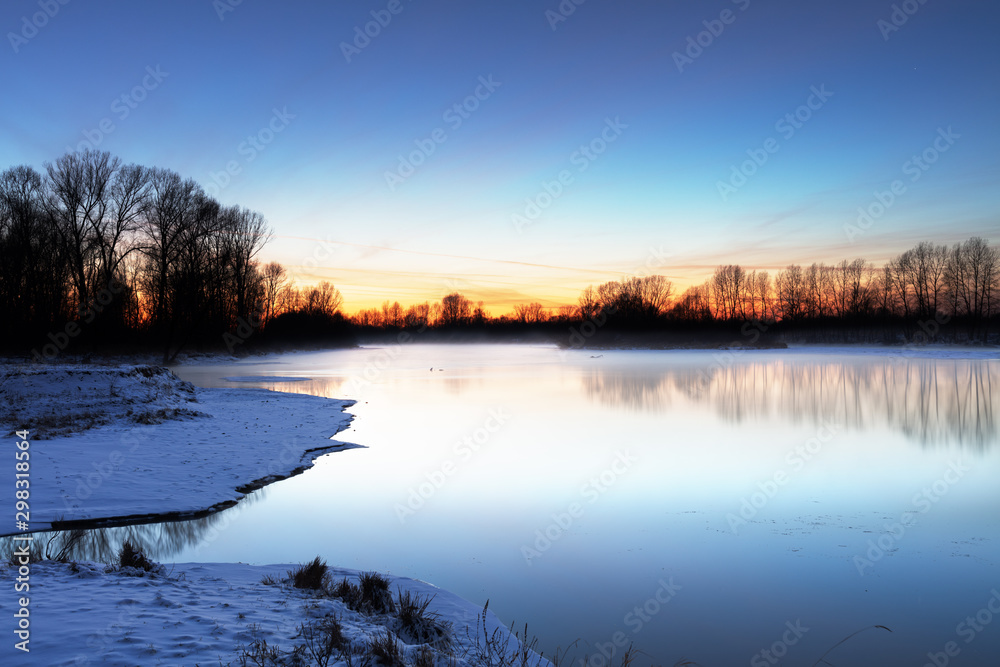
[775,265,805,321]
[513,302,545,324]
[277,284,301,315]
[404,302,430,328]
[711,265,746,320]
[380,300,404,327]
[261,261,287,323]
[910,241,949,318]
[305,281,343,316]
[595,275,673,322]
[639,275,674,317]
[44,150,120,311]
[140,168,205,330]
[439,292,472,326]
[752,270,772,321]
[578,285,599,320]
[100,162,151,290]
[0,166,66,331]
[947,236,999,322]
[672,283,711,320]
[217,205,270,324]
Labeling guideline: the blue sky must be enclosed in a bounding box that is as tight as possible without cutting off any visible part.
[3,0,998,311]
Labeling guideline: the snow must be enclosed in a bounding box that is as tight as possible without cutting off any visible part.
[0,365,357,531]
[0,363,549,665]
[4,559,547,666]
[0,365,203,440]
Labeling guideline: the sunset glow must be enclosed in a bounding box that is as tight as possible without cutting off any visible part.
[5,1,997,314]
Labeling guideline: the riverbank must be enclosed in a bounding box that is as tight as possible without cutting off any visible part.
[0,364,357,532]
[0,363,550,665]
[4,557,546,666]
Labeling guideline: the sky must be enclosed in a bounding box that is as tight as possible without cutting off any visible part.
[2,0,998,313]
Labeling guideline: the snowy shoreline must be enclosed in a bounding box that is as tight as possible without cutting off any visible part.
[5,559,546,666]
[0,365,358,533]
[0,364,550,665]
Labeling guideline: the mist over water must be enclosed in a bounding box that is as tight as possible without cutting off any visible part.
[20,345,999,665]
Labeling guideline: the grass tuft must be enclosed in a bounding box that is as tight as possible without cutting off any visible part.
[299,615,347,667]
[289,556,328,590]
[368,629,404,667]
[329,571,396,615]
[117,540,157,573]
[358,571,395,614]
[395,588,451,650]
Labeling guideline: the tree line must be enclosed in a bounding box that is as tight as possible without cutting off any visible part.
[353,239,998,345]
[677,238,998,331]
[2,151,997,356]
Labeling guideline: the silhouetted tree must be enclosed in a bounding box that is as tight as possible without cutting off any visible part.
[513,302,546,324]
[439,292,472,326]
[261,261,287,324]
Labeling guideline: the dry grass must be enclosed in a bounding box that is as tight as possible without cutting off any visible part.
[393,588,451,650]
[368,629,405,666]
[289,556,328,590]
[330,571,396,615]
[115,539,158,574]
[298,615,347,667]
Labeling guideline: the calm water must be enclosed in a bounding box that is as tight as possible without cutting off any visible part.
[40,345,1000,664]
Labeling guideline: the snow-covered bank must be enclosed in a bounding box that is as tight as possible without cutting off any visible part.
[0,365,356,531]
[4,559,547,666]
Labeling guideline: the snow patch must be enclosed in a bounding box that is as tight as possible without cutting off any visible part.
[0,365,356,531]
[8,560,549,666]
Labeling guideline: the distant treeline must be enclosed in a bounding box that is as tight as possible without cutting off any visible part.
[1,150,997,360]
[350,238,1000,347]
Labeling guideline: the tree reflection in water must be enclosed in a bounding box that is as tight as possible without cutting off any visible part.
[2,486,266,563]
[581,356,997,448]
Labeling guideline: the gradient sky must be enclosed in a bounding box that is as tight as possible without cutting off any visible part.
[3,0,998,312]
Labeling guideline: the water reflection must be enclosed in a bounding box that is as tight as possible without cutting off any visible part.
[13,347,1000,664]
[583,357,998,448]
[1,488,266,563]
